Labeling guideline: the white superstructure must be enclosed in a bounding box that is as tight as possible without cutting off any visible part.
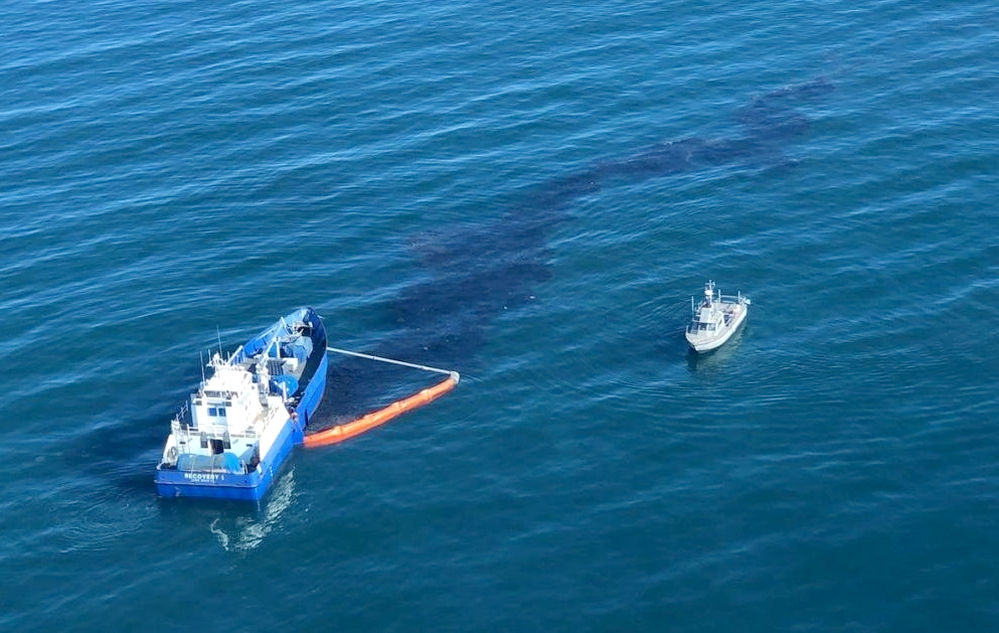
[158,319,312,476]
[158,353,290,475]
[684,281,750,353]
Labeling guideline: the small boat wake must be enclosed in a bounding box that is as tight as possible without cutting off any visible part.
[208,469,298,552]
[208,518,229,550]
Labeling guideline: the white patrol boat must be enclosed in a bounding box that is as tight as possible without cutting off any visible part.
[684,281,750,353]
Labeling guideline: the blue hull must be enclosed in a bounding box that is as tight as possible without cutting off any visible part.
[291,350,328,445]
[155,307,328,501]
[154,418,296,501]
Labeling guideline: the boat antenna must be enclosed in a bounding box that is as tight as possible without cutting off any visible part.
[216,325,223,357]
[200,350,206,385]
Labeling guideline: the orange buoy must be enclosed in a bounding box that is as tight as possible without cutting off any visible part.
[303,372,459,448]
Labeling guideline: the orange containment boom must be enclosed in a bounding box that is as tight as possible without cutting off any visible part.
[303,371,460,448]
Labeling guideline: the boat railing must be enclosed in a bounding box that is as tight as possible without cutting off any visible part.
[717,293,747,303]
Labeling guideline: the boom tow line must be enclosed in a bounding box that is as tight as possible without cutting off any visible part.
[302,347,460,449]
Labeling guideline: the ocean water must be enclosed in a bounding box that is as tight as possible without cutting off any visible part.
[1,0,998,630]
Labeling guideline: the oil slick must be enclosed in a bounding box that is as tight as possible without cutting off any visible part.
[384,78,834,366]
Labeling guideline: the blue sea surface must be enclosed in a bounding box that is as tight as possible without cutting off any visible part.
[1,0,998,630]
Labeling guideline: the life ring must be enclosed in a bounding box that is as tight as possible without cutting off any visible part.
[167,446,178,461]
